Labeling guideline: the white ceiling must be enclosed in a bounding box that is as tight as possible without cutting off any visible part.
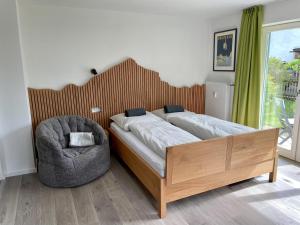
[20,0,283,18]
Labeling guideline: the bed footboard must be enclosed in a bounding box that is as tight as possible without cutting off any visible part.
[165,128,279,203]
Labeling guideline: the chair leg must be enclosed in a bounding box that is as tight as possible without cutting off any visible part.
[279,136,289,145]
[278,128,292,145]
[279,129,285,135]
[269,152,278,182]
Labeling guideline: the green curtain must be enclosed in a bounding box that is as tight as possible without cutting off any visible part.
[232,5,264,128]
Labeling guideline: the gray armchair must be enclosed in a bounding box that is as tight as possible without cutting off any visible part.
[35,115,110,187]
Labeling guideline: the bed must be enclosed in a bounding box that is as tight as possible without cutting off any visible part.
[27,58,279,218]
[109,111,279,218]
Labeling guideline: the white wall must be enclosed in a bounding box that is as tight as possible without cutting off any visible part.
[207,13,241,84]
[264,0,300,25]
[207,0,300,83]
[19,4,209,90]
[0,0,35,177]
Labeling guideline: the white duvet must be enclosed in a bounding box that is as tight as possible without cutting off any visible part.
[152,109,255,140]
[128,120,200,159]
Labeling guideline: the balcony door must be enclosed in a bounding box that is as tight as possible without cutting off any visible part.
[261,22,300,162]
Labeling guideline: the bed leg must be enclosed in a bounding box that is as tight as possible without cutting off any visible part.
[158,179,167,218]
[158,199,166,218]
[269,152,278,182]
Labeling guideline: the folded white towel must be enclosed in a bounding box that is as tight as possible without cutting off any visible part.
[69,132,95,147]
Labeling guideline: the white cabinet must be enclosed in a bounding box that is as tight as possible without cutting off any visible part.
[205,81,234,121]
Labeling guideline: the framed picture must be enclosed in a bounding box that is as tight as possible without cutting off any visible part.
[213,28,237,71]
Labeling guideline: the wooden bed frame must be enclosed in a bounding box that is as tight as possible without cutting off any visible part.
[109,127,279,218]
[27,58,279,218]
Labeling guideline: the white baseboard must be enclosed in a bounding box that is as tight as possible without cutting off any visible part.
[5,167,37,177]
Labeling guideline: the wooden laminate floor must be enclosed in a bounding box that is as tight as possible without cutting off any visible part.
[1,156,300,225]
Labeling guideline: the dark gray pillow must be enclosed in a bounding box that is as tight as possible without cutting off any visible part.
[164,105,184,113]
[125,108,146,117]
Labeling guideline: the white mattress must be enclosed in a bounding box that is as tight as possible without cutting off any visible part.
[167,114,256,139]
[128,120,200,159]
[152,109,255,139]
[110,122,166,177]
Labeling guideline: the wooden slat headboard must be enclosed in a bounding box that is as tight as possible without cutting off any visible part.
[28,58,205,134]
